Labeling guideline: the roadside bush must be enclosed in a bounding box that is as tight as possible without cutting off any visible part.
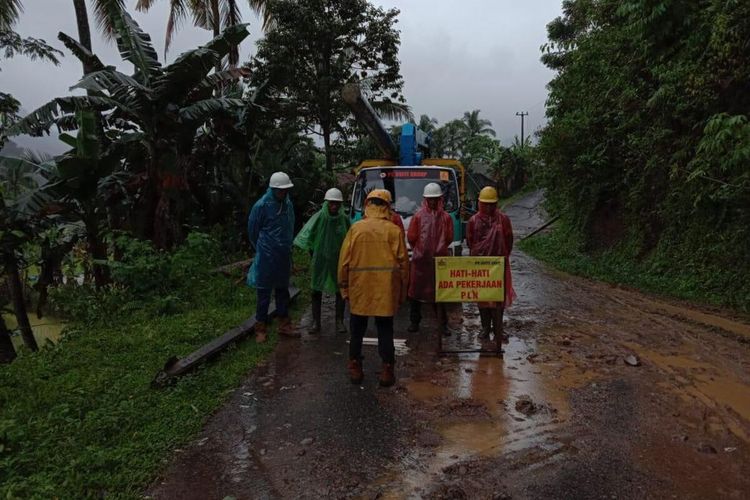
[50,232,227,324]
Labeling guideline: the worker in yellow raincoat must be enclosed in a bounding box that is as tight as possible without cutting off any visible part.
[338,189,409,387]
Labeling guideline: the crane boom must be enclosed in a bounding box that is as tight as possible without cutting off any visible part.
[342,83,399,161]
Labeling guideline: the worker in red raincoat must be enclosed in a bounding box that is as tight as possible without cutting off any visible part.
[390,210,405,235]
[407,183,454,336]
[466,186,515,350]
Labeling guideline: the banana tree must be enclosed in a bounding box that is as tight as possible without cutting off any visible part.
[8,5,250,248]
[43,111,128,288]
[0,175,53,353]
[35,222,83,317]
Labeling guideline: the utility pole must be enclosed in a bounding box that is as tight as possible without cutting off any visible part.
[515,111,528,147]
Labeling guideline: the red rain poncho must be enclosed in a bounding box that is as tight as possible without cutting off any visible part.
[391,211,405,235]
[407,198,454,302]
[466,204,515,307]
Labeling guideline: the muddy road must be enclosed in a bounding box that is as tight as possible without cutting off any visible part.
[149,191,750,499]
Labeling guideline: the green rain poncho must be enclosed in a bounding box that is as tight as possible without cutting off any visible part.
[294,201,351,294]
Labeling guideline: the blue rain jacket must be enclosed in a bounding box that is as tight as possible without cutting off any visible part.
[246,188,295,289]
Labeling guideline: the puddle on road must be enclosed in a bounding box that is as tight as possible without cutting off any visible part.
[374,304,593,499]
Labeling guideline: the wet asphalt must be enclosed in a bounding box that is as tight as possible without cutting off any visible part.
[149,190,750,499]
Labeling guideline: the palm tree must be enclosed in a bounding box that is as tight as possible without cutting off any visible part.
[418,114,438,135]
[0,0,22,29]
[135,0,270,66]
[9,9,251,248]
[462,109,496,139]
[433,119,468,159]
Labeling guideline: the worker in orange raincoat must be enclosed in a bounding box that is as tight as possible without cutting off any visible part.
[338,189,409,387]
[407,183,454,336]
[466,186,515,351]
[363,188,404,235]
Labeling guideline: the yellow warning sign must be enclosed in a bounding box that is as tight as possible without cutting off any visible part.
[435,256,505,302]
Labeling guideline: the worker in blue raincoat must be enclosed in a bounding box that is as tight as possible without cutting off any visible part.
[247,171,297,342]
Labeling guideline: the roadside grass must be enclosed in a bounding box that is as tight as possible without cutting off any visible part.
[0,237,310,499]
[520,225,750,313]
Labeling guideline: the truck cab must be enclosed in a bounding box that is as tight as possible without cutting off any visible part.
[350,165,463,252]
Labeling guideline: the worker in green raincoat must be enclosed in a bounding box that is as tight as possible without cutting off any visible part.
[294,188,351,334]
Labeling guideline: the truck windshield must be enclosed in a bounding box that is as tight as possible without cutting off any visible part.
[352,168,459,217]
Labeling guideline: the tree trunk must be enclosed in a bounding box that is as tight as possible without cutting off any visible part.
[6,259,38,352]
[0,315,17,363]
[85,218,110,289]
[211,0,222,73]
[322,124,333,171]
[72,0,93,73]
[152,153,189,250]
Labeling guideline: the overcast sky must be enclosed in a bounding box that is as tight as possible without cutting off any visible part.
[2,0,562,153]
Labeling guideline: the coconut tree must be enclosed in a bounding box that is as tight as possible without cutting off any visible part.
[135,0,270,67]
[462,109,496,139]
[418,114,438,135]
[433,119,468,159]
[8,7,250,248]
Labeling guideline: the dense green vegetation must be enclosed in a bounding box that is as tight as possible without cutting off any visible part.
[9,0,748,495]
[534,0,750,311]
[0,234,309,498]
[520,223,743,309]
[0,0,390,495]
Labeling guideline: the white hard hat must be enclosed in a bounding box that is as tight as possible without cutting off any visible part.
[269,171,294,189]
[423,182,443,198]
[324,188,343,202]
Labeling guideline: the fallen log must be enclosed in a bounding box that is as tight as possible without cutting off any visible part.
[152,287,300,387]
[212,259,252,277]
[520,215,560,241]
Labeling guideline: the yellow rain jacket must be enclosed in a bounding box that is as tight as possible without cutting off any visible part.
[338,203,409,317]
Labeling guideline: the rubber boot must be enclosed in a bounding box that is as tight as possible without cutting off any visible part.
[309,294,322,334]
[478,309,491,339]
[348,358,364,384]
[408,300,420,332]
[379,362,396,387]
[255,322,268,344]
[491,307,504,354]
[437,305,450,337]
[335,294,347,334]
[277,317,299,338]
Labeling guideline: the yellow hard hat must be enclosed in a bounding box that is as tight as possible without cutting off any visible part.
[366,189,392,204]
[479,186,499,203]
